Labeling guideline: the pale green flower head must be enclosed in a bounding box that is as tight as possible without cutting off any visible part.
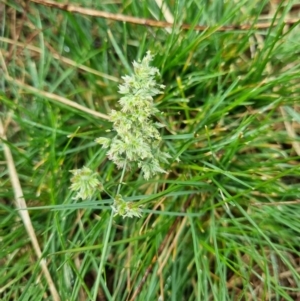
[69,166,103,200]
[111,194,142,218]
[96,51,171,180]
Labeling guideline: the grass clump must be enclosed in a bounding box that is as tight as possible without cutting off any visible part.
[1,1,300,300]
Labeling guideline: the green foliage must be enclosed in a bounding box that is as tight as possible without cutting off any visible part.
[1,0,300,300]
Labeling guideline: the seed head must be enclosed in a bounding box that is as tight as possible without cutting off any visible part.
[96,51,171,179]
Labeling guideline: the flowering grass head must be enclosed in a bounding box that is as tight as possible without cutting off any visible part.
[69,166,103,200]
[70,52,171,219]
[111,195,142,218]
[95,51,171,180]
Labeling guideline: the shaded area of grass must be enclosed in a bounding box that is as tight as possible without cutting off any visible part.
[1,0,300,300]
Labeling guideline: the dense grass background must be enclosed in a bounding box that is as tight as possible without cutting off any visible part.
[1,0,300,300]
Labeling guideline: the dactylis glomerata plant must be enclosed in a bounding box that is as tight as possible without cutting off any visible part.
[70,51,171,218]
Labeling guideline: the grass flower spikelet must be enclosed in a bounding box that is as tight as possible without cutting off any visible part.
[111,195,142,218]
[69,166,103,200]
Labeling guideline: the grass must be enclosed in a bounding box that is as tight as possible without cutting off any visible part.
[1,0,300,300]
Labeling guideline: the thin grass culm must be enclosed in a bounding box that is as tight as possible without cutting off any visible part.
[70,51,171,218]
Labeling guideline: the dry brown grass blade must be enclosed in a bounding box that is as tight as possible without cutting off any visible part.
[154,0,174,34]
[155,0,174,24]
[252,200,300,206]
[0,37,119,83]
[29,0,300,32]
[0,117,61,301]
[4,75,109,120]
